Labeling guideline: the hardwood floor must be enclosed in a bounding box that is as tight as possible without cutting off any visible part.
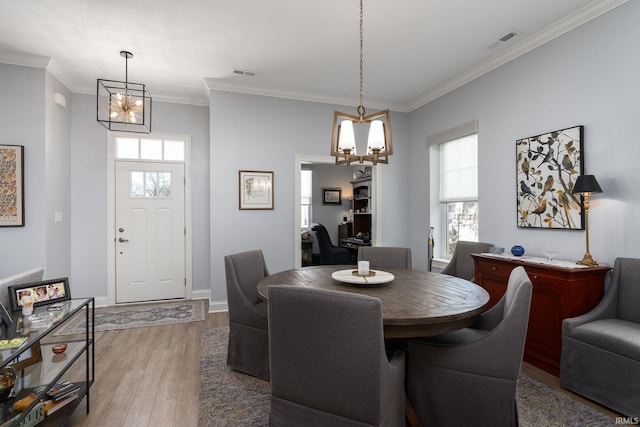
[56,308,617,426]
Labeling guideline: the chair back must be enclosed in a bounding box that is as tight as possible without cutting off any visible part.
[441,241,492,280]
[311,223,335,248]
[268,285,392,425]
[358,246,412,269]
[614,257,640,323]
[224,250,269,306]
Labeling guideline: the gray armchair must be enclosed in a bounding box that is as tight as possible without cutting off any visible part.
[406,266,532,427]
[441,240,492,281]
[224,250,270,380]
[268,285,405,426]
[358,246,412,269]
[560,257,640,417]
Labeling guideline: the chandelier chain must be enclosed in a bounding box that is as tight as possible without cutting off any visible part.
[358,0,365,119]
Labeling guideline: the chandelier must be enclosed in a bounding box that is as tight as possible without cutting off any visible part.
[97,51,152,133]
[330,0,393,166]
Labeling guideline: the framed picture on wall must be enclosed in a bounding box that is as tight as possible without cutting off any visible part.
[239,170,274,210]
[322,188,342,205]
[516,125,584,229]
[0,144,25,227]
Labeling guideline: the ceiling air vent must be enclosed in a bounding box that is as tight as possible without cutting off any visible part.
[486,31,520,50]
[233,68,256,77]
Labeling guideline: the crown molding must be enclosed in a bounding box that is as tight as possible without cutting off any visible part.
[407,0,628,111]
[0,51,50,69]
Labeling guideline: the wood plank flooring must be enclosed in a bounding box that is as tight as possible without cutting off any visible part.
[54,306,617,426]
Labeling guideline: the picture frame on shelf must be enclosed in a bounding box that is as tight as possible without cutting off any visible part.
[0,144,25,227]
[516,125,584,229]
[7,278,71,312]
[239,170,274,210]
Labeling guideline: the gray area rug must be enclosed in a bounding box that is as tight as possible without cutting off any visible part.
[199,326,615,427]
[53,300,205,336]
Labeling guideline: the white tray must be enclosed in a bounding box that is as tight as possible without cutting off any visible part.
[331,269,395,285]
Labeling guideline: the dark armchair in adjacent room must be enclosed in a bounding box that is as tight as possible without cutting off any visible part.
[560,257,640,417]
[310,223,352,265]
[224,249,270,380]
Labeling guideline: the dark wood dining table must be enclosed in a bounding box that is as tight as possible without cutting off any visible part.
[257,265,490,338]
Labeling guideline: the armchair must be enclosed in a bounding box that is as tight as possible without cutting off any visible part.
[560,257,640,417]
[358,246,412,269]
[224,250,270,380]
[310,223,352,265]
[441,241,492,281]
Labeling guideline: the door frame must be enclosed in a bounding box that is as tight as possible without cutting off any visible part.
[106,131,193,306]
[293,154,380,268]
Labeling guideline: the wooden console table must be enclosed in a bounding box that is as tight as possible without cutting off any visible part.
[472,253,611,376]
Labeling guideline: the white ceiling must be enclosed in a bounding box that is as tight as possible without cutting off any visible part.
[0,0,626,111]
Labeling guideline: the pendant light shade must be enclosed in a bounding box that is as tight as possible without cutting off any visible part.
[97,51,152,133]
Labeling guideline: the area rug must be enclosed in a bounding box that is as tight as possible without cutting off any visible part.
[53,300,205,336]
[199,326,615,427]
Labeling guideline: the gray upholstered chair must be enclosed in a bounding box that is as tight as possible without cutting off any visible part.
[358,246,412,269]
[224,250,270,380]
[560,257,640,417]
[268,285,405,426]
[440,240,492,281]
[406,266,532,427]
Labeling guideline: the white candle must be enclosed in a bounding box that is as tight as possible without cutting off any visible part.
[358,260,370,275]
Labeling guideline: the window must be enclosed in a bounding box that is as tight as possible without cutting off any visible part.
[115,136,185,161]
[301,169,313,229]
[429,121,479,260]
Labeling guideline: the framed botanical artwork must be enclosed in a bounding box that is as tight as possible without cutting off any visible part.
[0,145,24,227]
[516,125,584,229]
[8,278,71,312]
[322,188,342,205]
[239,170,274,210]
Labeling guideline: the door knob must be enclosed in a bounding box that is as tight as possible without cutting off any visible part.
[118,238,129,243]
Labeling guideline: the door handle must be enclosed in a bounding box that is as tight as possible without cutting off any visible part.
[119,238,129,243]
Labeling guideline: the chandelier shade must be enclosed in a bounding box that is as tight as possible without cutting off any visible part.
[97,51,152,133]
[330,0,393,166]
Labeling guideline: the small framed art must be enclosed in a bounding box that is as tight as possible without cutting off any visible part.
[0,144,25,227]
[8,278,71,312]
[322,188,342,205]
[239,170,274,210]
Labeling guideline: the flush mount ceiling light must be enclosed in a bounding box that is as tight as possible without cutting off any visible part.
[97,51,152,133]
[330,0,393,166]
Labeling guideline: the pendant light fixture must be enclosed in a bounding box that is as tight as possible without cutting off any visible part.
[97,51,152,133]
[330,0,393,166]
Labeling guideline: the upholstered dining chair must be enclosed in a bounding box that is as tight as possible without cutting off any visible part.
[406,266,532,427]
[560,257,640,417]
[358,246,412,269]
[224,249,270,380]
[268,285,406,426]
[310,223,352,265]
[440,240,492,281]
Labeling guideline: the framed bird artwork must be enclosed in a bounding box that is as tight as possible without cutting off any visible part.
[516,125,584,229]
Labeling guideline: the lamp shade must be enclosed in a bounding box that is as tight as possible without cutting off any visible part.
[572,175,603,194]
[338,120,357,154]
[367,120,386,152]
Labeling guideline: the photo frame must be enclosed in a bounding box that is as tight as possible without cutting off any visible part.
[7,278,71,312]
[0,145,25,227]
[322,188,342,205]
[516,125,584,229]
[239,170,274,210]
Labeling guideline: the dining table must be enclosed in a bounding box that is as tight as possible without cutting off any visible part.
[256,265,490,339]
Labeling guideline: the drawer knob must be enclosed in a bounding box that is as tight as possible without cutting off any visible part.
[533,275,539,280]
[492,267,497,271]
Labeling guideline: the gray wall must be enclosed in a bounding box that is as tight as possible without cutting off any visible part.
[408,0,640,268]
[0,64,47,275]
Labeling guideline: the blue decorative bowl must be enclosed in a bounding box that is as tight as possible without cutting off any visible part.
[511,245,525,256]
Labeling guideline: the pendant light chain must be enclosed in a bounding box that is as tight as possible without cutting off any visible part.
[357,0,365,120]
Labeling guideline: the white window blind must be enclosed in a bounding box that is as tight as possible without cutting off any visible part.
[439,134,478,202]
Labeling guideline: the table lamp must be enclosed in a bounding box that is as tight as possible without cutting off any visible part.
[572,174,602,266]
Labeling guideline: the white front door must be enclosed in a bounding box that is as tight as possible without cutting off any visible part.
[115,161,186,303]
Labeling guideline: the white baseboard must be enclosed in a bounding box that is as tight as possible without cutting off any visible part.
[208,300,229,313]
